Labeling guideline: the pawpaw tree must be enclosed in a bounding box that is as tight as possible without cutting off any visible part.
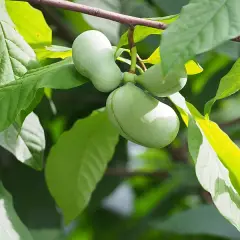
[1,0,240,240]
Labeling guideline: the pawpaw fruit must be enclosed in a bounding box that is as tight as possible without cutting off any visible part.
[106,83,180,148]
[72,30,123,92]
[136,63,187,97]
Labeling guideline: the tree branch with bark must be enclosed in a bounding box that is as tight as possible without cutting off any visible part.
[25,0,240,42]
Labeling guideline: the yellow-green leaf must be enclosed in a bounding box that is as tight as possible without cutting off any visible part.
[171,93,240,190]
[205,57,240,116]
[35,45,72,61]
[185,61,203,75]
[116,15,178,50]
[143,47,203,75]
[6,1,52,47]
[187,102,240,189]
[169,92,240,230]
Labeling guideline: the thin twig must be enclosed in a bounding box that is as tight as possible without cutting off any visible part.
[137,54,147,72]
[105,168,169,178]
[24,0,240,42]
[26,0,167,30]
[232,36,240,42]
[128,26,135,49]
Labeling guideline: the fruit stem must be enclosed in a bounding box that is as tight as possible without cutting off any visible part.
[130,47,137,73]
[128,26,137,74]
[136,54,147,72]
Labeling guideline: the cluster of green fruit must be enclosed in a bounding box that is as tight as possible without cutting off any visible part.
[72,30,187,148]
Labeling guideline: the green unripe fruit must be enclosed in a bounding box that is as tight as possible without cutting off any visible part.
[136,63,187,97]
[72,30,123,92]
[106,83,180,148]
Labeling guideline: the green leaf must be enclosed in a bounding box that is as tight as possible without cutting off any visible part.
[44,87,57,115]
[153,205,240,238]
[192,53,230,95]
[65,0,121,44]
[36,45,127,62]
[0,0,38,85]
[169,92,240,231]
[188,117,240,232]
[30,229,64,240]
[45,110,119,223]
[134,178,180,219]
[0,57,87,132]
[6,1,52,47]
[0,182,33,240]
[35,45,72,61]
[17,88,45,125]
[88,138,128,212]
[63,1,92,34]
[81,0,121,44]
[117,15,178,50]
[2,161,63,240]
[205,57,240,115]
[161,0,240,76]
[152,0,189,15]
[143,47,203,75]
[0,112,45,170]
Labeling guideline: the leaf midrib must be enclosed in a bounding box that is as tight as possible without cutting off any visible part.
[0,22,15,82]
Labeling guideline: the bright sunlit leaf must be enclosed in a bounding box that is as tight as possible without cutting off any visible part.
[117,15,178,50]
[6,1,52,47]
[35,45,72,61]
[143,47,203,75]
[170,92,240,231]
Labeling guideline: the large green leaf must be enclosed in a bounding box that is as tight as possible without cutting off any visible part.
[188,117,240,231]
[0,182,33,240]
[17,88,45,126]
[117,15,178,50]
[45,110,119,223]
[88,138,128,212]
[205,57,240,115]
[161,0,240,76]
[2,160,63,240]
[153,205,240,238]
[0,0,38,85]
[6,1,52,47]
[170,92,240,231]
[152,0,189,14]
[0,57,87,132]
[0,112,45,170]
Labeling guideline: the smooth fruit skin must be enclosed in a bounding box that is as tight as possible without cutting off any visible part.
[72,30,123,92]
[136,63,187,97]
[106,83,180,148]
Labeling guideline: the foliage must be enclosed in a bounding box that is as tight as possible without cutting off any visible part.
[1,0,240,239]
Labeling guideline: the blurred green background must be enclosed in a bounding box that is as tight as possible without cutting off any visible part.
[1,0,240,239]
